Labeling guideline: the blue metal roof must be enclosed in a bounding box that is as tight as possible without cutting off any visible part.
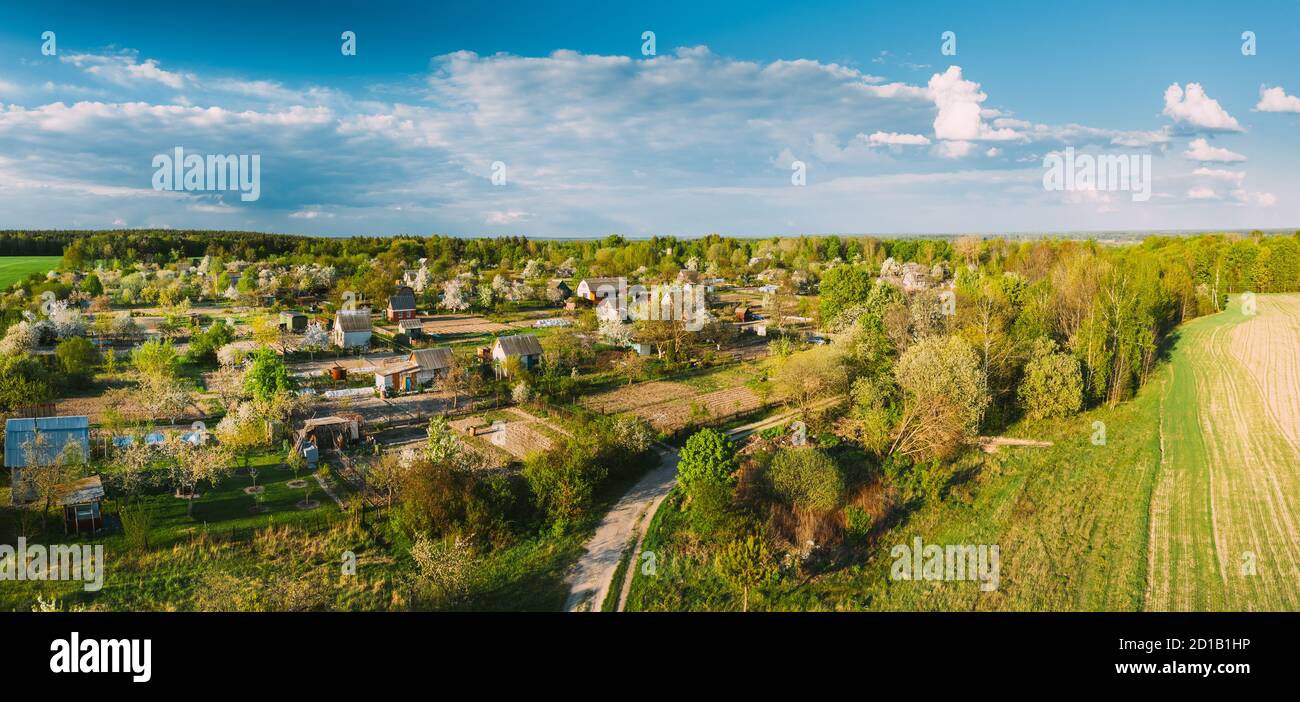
[4,416,91,468]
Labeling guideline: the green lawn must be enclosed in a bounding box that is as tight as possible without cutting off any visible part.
[0,256,62,289]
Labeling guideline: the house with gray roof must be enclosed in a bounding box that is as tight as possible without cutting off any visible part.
[490,334,543,376]
[332,309,373,349]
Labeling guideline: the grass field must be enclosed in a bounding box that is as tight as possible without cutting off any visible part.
[628,295,1300,612]
[1145,294,1300,611]
[0,256,62,289]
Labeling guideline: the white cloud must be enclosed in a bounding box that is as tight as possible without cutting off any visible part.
[928,66,1021,142]
[485,210,533,224]
[1183,138,1246,162]
[61,53,190,90]
[1255,85,1300,114]
[1162,83,1243,131]
[289,208,335,219]
[863,131,930,145]
[1191,167,1246,184]
[1232,189,1277,206]
[932,140,976,158]
[1186,187,1219,200]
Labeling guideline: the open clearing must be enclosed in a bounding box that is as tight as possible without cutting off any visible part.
[1145,294,1300,611]
[0,256,62,289]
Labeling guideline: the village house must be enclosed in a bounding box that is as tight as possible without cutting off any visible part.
[491,334,543,376]
[386,286,418,322]
[332,309,372,349]
[4,416,92,504]
[375,347,454,392]
[575,276,623,302]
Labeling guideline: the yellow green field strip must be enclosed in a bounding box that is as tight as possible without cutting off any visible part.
[1146,295,1300,611]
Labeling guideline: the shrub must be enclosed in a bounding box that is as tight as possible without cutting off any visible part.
[120,505,153,553]
[766,447,843,512]
[844,505,873,542]
[522,440,605,531]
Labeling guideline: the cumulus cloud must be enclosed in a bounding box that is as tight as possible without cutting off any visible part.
[928,66,1021,142]
[1186,187,1219,200]
[932,140,977,158]
[1255,85,1300,114]
[1162,83,1243,131]
[1183,138,1246,162]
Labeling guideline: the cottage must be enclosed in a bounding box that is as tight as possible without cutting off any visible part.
[376,347,453,391]
[386,286,418,322]
[374,360,423,394]
[4,416,91,504]
[54,475,105,535]
[491,334,543,376]
[575,277,623,302]
[409,348,454,382]
[331,309,372,349]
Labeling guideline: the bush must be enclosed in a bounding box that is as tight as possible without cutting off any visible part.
[186,321,234,364]
[677,428,737,499]
[120,505,153,553]
[844,505,873,543]
[522,440,606,531]
[766,447,843,512]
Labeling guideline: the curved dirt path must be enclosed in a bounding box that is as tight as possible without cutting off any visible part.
[564,398,842,612]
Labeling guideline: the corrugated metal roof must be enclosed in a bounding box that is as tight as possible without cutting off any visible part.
[335,309,372,332]
[410,347,453,370]
[398,318,424,330]
[493,334,543,358]
[5,416,91,468]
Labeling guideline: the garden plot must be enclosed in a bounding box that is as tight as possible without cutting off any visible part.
[421,314,516,336]
[451,415,554,460]
[632,386,763,433]
[580,381,695,414]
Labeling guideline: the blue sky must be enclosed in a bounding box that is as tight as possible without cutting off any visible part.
[0,0,1297,237]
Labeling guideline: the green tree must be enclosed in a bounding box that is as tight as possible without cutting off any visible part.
[715,534,776,612]
[818,264,875,326]
[677,428,737,499]
[244,348,295,402]
[79,273,103,297]
[55,336,100,388]
[523,440,606,531]
[131,338,180,384]
[1018,338,1084,420]
[187,321,235,364]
